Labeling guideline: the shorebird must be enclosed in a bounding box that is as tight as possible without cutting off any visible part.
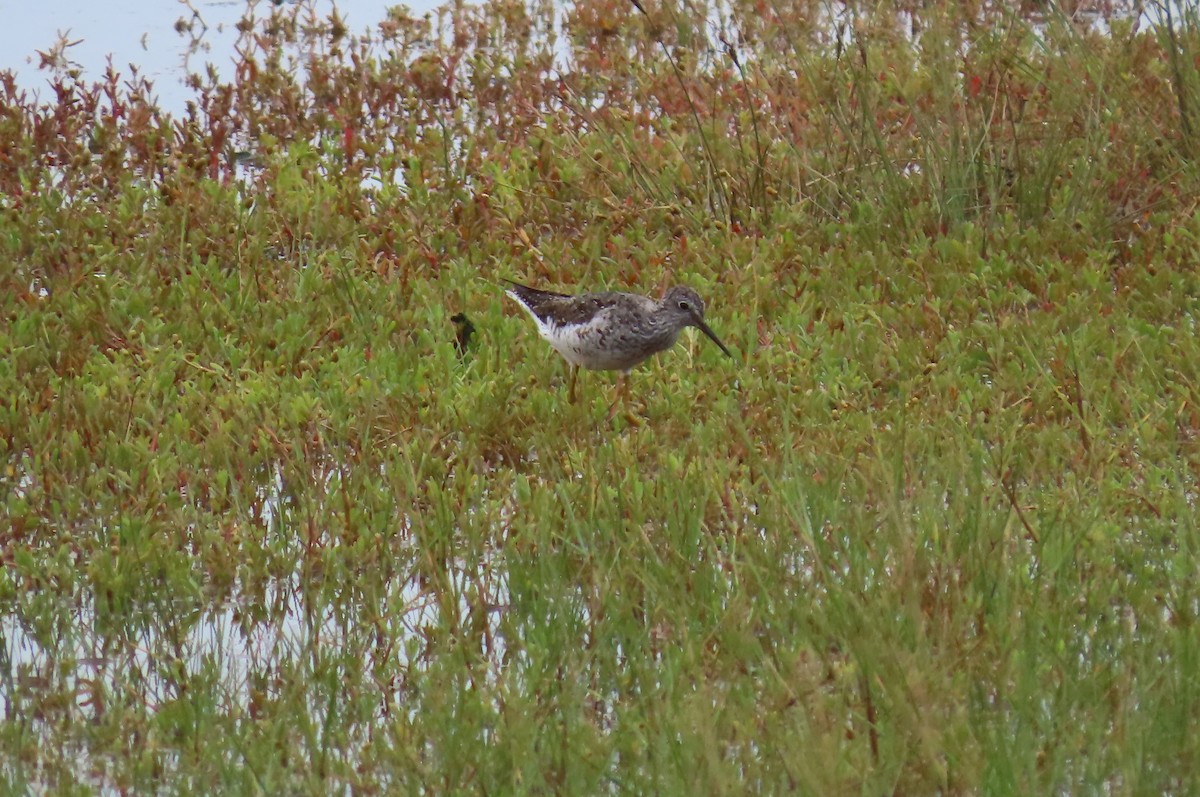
[503,280,733,416]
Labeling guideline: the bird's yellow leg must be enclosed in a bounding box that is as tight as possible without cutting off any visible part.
[567,363,579,404]
[606,373,629,422]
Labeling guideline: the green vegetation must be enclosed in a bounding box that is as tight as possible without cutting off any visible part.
[2,0,1199,792]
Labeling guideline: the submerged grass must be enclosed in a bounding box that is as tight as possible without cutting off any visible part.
[2,0,1199,793]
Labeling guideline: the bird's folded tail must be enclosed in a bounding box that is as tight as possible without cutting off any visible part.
[502,280,572,320]
[502,279,570,300]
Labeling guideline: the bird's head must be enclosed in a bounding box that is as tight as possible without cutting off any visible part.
[662,286,733,359]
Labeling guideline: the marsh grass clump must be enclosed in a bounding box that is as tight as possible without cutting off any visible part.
[2,0,1199,792]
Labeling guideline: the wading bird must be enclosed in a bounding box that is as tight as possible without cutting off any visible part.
[504,280,733,417]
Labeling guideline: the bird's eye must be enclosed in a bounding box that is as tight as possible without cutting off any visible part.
[678,300,691,311]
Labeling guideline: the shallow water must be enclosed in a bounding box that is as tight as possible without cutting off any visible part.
[1,0,443,113]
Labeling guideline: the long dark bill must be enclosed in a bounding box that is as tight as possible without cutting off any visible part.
[692,315,734,360]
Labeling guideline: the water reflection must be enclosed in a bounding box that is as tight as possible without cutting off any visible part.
[1,523,512,787]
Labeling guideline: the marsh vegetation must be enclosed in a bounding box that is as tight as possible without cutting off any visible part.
[2,0,1199,792]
